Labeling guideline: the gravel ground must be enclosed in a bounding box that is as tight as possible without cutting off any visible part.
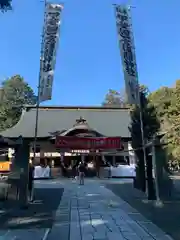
[106,179,180,240]
[0,187,64,229]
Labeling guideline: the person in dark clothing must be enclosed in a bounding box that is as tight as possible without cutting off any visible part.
[72,165,77,179]
[78,162,86,185]
[28,163,35,202]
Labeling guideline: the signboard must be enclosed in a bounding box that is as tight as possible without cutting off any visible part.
[39,3,63,102]
[55,136,122,150]
[114,5,139,105]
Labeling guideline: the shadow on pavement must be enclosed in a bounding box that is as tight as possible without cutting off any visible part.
[106,179,180,240]
[0,187,64,229]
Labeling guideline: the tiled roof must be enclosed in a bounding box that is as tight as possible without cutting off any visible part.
[0,106,131,138]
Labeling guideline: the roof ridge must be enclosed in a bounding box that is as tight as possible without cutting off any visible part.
[25,105,130,110]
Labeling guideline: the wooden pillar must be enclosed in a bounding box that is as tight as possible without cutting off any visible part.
[60,152,65,177]
[96,154,100,178]
[81,154,85,163]
[112,155,116,166]
[153,137,172,201]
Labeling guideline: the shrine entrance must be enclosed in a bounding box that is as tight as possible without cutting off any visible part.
[52,117,123,178]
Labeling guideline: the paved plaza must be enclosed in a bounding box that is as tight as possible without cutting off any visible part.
[0,179,174,239]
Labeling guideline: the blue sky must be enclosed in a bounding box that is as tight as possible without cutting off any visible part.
[0,0,180,106]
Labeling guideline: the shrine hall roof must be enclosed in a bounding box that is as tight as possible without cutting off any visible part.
[0,106,131,139]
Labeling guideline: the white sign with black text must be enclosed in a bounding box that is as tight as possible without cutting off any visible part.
[115,5,139,105]
[39,3,63,102]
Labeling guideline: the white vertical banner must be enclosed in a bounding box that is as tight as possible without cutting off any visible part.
[114,5,139,105]
[39,3,63,103]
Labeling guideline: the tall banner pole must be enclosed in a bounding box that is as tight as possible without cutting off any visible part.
[33,2,63,162]
[33,0,47,162]
[113,4,147,188]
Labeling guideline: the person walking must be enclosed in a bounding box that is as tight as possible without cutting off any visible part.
[78,162,86,185]
[72,164,77,179]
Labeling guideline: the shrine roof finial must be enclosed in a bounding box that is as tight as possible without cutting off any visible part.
[75,116,87,125]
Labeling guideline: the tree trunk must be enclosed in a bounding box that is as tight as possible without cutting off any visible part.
[134,150,146,192]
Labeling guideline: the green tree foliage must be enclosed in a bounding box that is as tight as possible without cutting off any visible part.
[0,75,37,131]
[148,86,174,166]
[148,87,173,118]
[102,86,160,192]
[165,80,180,163]
[0,0,12,11]
[102,89,127,107]
[129,86,160,192]
[148,87,173,132]
[149,81,180,167]
[129,86,160,147]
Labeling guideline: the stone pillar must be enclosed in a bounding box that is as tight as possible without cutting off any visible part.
[11,139,30,208]
[19,139,30,208]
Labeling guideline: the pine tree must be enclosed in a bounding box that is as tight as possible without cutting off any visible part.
[0,0,12,11]
[129,86,160,192]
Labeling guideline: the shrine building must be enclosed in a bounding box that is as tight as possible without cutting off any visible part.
[0,106,134,168]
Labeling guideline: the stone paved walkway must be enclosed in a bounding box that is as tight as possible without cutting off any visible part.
[66,179,173,240]
[0,179,175,239]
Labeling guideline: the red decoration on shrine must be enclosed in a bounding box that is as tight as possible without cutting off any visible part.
[55,136,122,150]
